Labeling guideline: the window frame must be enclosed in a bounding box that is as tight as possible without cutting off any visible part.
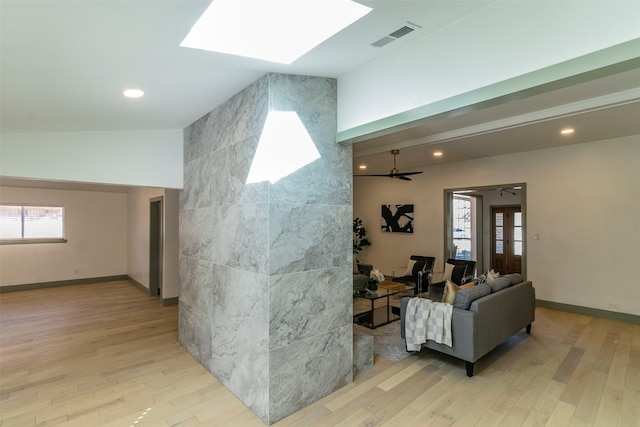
[0,204,67,245]
[452,195,474,261]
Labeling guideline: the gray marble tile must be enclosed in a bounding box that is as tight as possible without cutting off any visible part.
[179,208,212,261]
[210,264,269,348]
[214,76,268,147]
[209,327,270,423]
[268,324,352,423]
[210,135,269,206]
[353,329,374,375]
[268,74,336,113]
[269,204,352,275]
[211,203,269,274]
[269,267,352,349]
[268,142,352,205]
[178,255,213,316]
[182,152,215,210]
[183,112,220,163]
[179,301,212,368]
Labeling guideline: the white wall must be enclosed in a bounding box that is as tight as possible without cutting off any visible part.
[338,3,640,133]
[126,187,179,299]
[354,135,640,316]
[0,130,183,189]
[0,186,127,287]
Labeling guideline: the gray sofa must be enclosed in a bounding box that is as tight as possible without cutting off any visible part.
[353,262,373,292]
[400,274,535,377]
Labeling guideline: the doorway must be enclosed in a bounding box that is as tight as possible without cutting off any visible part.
[149,197,163,297]
[444,183,526,277]
[491,206,522,274]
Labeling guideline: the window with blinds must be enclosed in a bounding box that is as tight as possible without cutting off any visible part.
[0,205,66,243]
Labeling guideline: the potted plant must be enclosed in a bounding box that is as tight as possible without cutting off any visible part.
[353,217,371,255]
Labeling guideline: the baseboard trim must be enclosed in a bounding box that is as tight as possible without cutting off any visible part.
[0,275,129,293]
[537,299,640,325]
[127,276,150,295]
[126,276,178,305]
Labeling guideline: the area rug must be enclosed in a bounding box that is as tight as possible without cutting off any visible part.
[353,297,413,362]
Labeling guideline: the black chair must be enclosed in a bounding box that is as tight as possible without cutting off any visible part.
[445,258,476,285]
[429,259,477,295]
[392,255,435,294]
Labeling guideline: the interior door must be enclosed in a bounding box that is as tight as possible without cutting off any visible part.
[149,198,162,297]
[491,206,522,274]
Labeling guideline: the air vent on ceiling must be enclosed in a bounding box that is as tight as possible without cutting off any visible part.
[371,22,421,48]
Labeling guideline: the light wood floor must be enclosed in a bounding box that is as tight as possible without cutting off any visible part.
[1,280,639,426]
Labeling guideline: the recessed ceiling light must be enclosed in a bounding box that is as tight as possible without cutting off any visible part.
[433,151,443,157]
[123,89,144,98]
[359,164,367,170]
[180,0,372,64]
[560,128,575,135]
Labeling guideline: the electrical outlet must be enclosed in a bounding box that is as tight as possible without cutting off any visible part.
[608,303,620,310]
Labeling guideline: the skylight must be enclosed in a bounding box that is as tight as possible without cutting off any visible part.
[180,0,372,64]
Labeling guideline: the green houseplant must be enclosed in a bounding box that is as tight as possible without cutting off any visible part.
[353,217,371,255]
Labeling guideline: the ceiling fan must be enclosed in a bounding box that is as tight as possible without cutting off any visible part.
[356,149,423,181]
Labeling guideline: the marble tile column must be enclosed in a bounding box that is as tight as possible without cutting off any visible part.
[179,74,353,424]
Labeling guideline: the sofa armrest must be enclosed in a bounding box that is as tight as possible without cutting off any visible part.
[400,296,478,361]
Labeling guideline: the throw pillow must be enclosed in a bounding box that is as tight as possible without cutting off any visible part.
[442,279,476,305]
[404,259,417,277]
[486,269,501,282]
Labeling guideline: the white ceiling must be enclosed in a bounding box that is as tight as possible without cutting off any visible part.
[1,0,639,187]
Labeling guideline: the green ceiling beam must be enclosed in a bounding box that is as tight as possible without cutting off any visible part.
[337,38,640,145]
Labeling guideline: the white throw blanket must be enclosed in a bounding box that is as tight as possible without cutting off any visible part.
[405,298,453,351]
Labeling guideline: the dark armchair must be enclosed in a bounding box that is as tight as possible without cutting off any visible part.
[429,258,477,295]
[392,255,435,294]
[444,258,476,285]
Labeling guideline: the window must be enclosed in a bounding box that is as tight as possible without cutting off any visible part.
[452,196,472,260]
[0,205,66,243]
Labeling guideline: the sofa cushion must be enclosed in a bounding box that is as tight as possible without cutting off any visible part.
[487,276,511,293]
[443,280,476,305]
[505,273,524,285]
[453,283,491,310]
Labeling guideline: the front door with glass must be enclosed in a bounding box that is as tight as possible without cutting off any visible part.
[491,206,522,274]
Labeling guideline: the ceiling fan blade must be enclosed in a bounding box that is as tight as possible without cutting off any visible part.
[397,171,423,176]
[354,174,394,177]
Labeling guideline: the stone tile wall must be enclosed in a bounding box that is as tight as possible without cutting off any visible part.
[179,73,353,424]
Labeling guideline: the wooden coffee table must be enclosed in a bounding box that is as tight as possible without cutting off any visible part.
[353,281,414,329]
